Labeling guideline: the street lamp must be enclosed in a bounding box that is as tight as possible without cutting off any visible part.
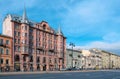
[69,42,75,68]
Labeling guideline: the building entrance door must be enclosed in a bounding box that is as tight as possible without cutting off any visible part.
[14,63,20,71]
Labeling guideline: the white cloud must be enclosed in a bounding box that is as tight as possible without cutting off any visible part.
[61,0,120,37]
[67,41,120,54]
[63,0,120,55]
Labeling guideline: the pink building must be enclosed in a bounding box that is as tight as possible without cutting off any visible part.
[2,8,66,71]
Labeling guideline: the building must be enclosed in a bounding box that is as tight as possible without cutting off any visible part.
[66,49,102,70]
[66,49,83,69]
[66,48,120,70]
[89,49,120,69]
[89,49,102,69]
[77,49,102,70]
[81,50,92,69]
[102,50,120,69]
[2,7,66,71]
[101,50,110,69]
[0,34,13,72]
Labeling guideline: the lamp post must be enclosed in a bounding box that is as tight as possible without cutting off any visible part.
[69,42,75,68]
[109,53,111,69]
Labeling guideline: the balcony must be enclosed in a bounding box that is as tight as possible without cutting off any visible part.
[21,51,29,55]
[58,53,63,59]
[49,48,54,52]
[0,43,7,48]
[36,46,43,50]
[49,62,54,66]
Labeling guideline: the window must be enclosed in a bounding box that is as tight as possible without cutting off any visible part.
[15,55,20,61]
[37,57,40,63]
[0,59,3,64]
[25,33,27,37]
[32,49,34,53]
[18,39,20,44]
[0,39,3,44]
[43,57,46,63]
[6,40,9,45]
[14,38,17,43]
[18,32,20,36]
[25,26,27,30]
[22,26,27,30]
[15,24,20,30]
[0,48,4,54]
[18,46,20,52]
[6,59,9,64]
[30,56,33,62]
[23,56,26,61]
[43,24,46,30]
[22,40,25,44]
[22,33,25,36]
[78,55,81,58]
[54,58,57,63]
[14,31,17,36]
[14,46,18,52]
[6,49,9,55]
[49,58,52,63]
[21,46,25,52]
[69,54,72,57]
[25,40,27,44]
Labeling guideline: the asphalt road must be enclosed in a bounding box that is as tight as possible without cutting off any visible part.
[0,70,120,79]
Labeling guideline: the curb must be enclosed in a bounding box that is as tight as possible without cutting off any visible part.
[0,70,109,76]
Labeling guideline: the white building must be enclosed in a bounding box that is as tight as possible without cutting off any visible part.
[66,49,83,69]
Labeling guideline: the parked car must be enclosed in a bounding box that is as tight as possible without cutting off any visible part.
[66,67,79,71]
[60,68,67,71]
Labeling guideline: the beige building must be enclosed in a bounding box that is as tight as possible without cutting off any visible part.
[101,50,110,69]
[81,50,91,69]
[89,49,102,69]
[81,49,102,69]
[98,50,120,69]
[66,48,120,70]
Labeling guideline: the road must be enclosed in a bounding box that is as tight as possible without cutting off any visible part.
[0,70,120,79]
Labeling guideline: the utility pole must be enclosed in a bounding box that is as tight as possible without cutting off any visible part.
[69,42,75,68]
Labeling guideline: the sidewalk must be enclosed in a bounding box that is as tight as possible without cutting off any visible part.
[0,70,109,75]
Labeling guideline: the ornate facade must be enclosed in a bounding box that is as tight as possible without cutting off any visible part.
[2,8,66,71]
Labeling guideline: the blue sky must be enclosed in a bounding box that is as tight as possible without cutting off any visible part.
[0,0,120,54]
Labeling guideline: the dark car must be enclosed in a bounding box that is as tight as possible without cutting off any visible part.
[66,67,79,71]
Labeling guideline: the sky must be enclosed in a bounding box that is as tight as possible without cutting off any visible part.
[0,0,120,55]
